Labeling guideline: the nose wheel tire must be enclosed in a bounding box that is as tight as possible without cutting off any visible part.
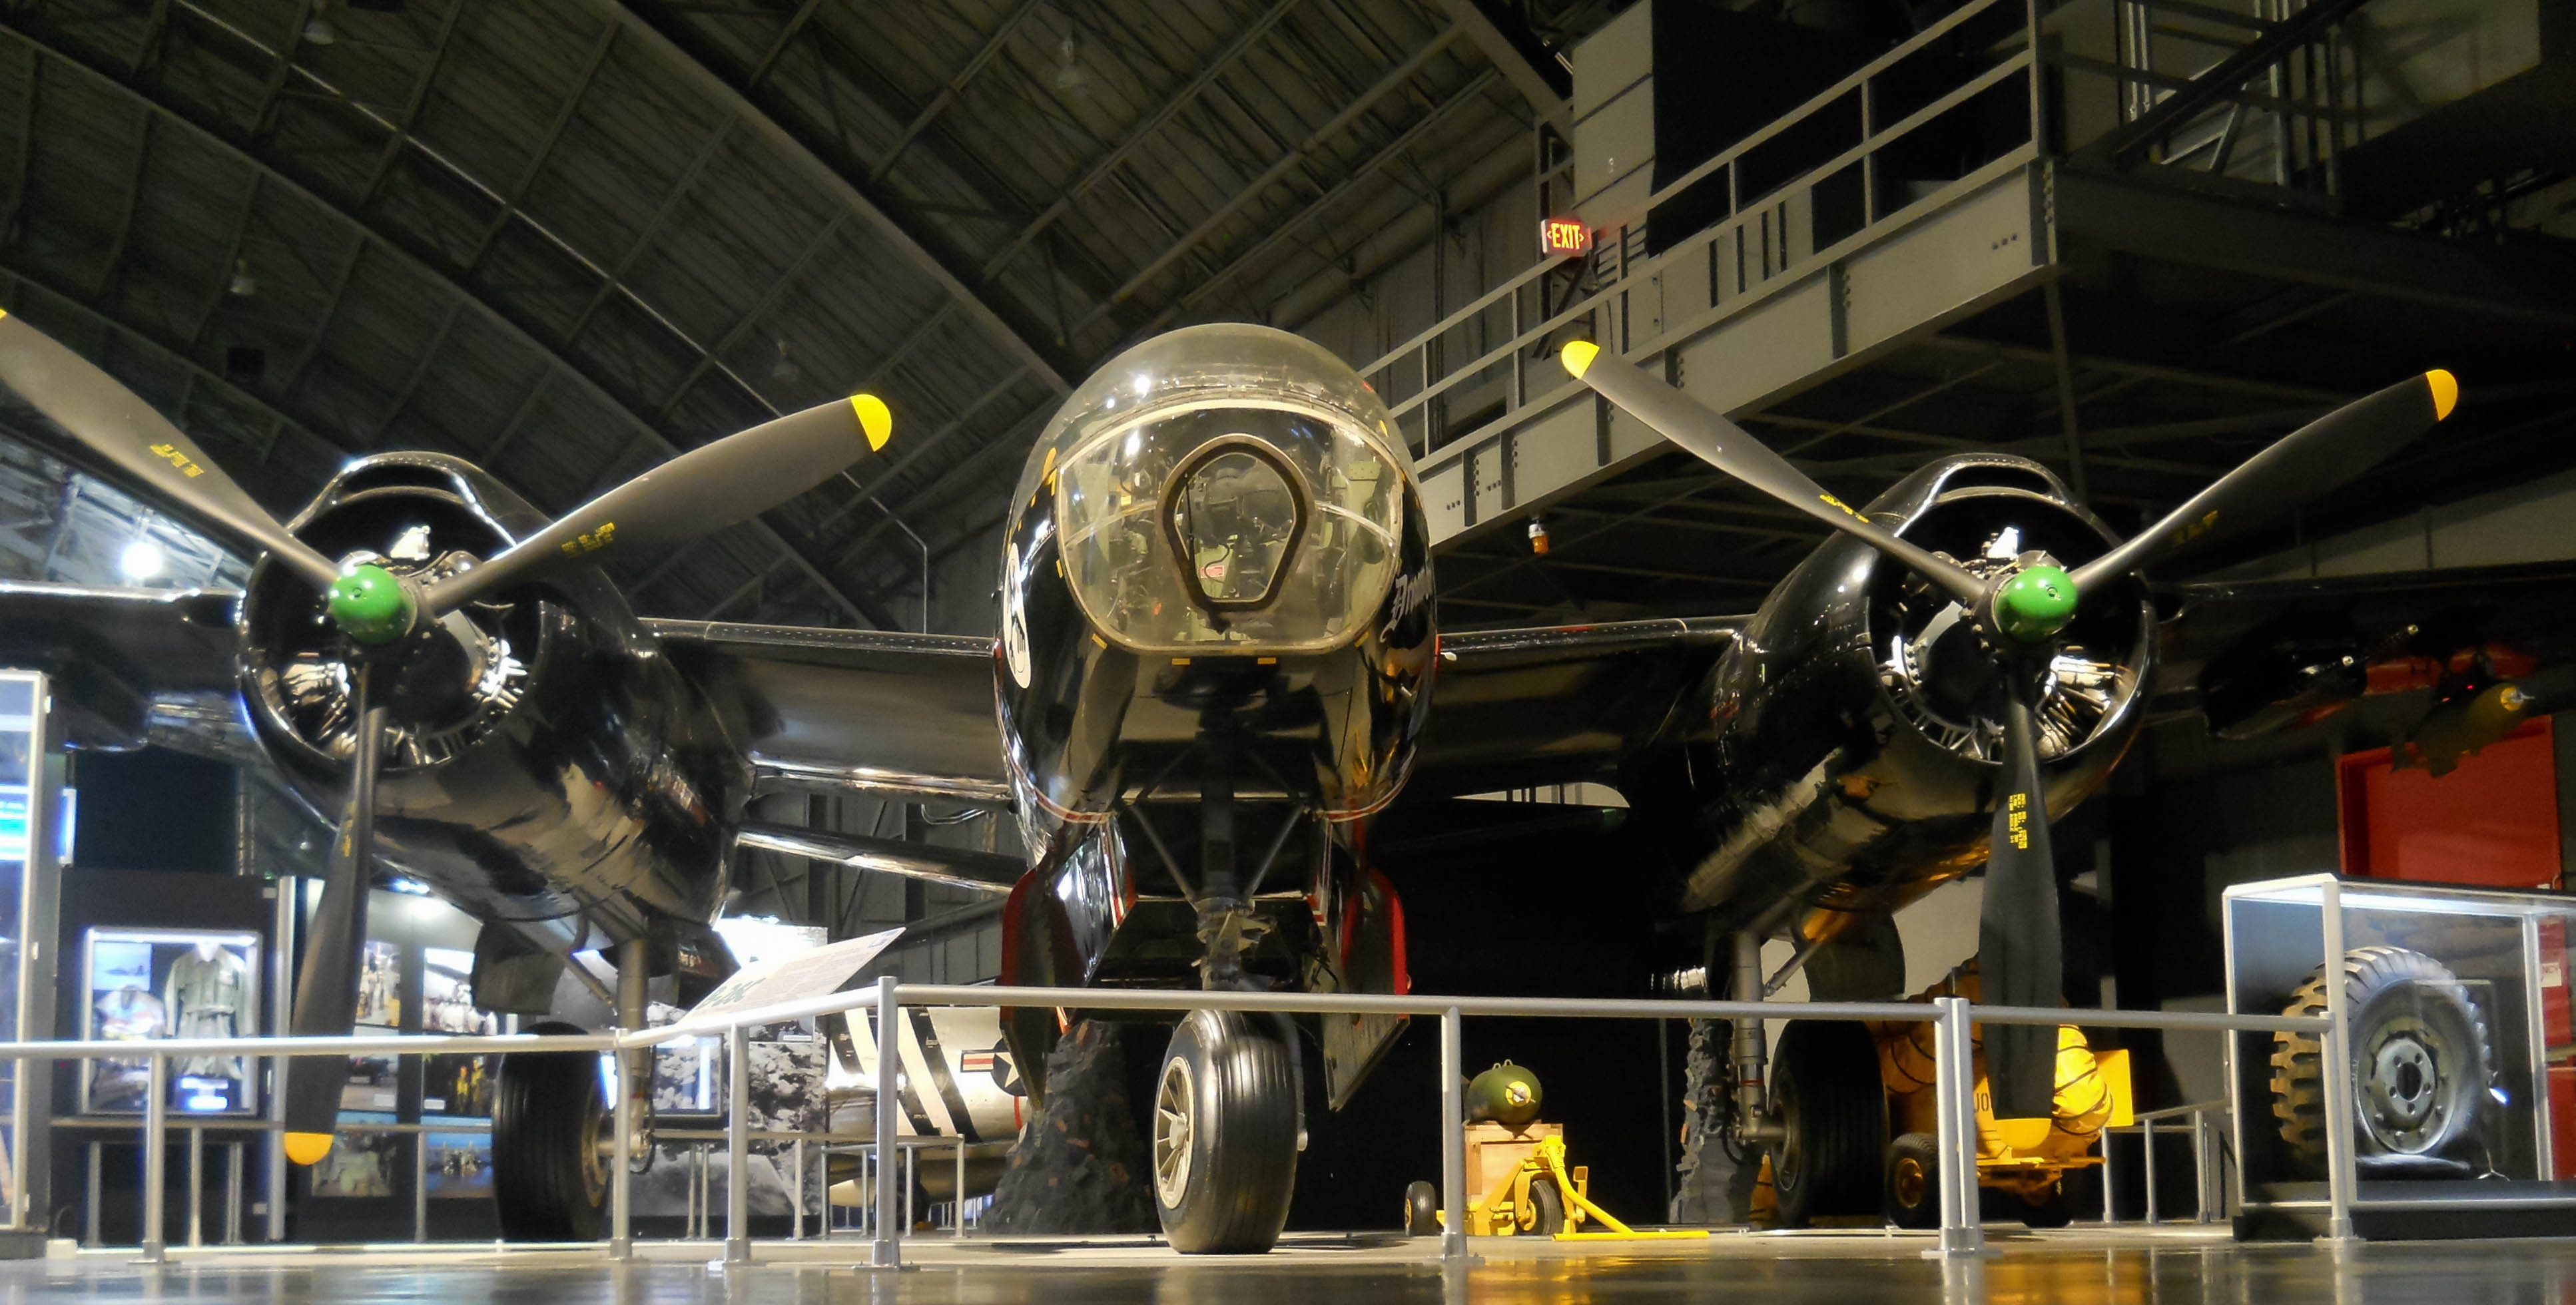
[493,1029,609,1241]
[2271,945,2493,1171]
[1150,1009,1301,1254]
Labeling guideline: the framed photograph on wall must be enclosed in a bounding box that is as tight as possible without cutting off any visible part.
[79,927,261,1116]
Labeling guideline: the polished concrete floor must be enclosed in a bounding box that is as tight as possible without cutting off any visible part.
[0,1228,2567,1302]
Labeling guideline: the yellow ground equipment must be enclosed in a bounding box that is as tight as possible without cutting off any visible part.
[1405,1065,1710,1241]
[1865,963,2134,1226]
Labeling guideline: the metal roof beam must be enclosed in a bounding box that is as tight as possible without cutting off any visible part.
[2,25,888,628]
[352,0,468,210]
[556,117,736,351]
[597,1,1070,395]
[0,260,354,479]
[1074,26,1463,334]
[973,0,1303,286]
[460,17,619,270]
[743,0,824,91]
[0,41,33,244]
[276,232,365,399]
[91,103,151,298]
[1431,0,1570,134]
[1132,68,1498,338]
[372,297,464,446]
[869,0,1044,182]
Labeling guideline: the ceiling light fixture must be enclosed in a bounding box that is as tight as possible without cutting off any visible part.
[1054,31,1088,93]
[119,537,164,582]
[228,258,258,298]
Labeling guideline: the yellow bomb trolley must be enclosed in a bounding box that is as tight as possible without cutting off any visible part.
[1405,1062,1708,1242]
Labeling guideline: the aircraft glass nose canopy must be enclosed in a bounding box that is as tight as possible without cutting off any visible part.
[1033,322,1409,656]
[1058,401,1397,651]
[1172,442,1302,608]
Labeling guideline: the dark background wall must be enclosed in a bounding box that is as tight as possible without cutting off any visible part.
[67,750,233,874]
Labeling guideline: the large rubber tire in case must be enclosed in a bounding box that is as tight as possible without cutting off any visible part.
[1149,1009,1301,1253]
[1769,1019,1889,1228]
[492,1024,610,1240]
[2272,945,2493,1172]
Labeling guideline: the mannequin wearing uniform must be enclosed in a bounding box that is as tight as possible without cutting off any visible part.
[165,941,250,1083]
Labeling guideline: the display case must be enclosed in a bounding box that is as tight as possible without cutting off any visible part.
[2225,874,2576,1239]
[78,927,261,1117]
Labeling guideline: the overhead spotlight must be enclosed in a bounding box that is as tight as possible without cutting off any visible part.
[1526,518,1550,555]
[119,537,165,581]
[1053,32,1088,93]
[228,258,258,298]
[302,12,337,45]
[770,338,800,384]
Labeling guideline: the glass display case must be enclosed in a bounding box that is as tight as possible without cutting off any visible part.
[2225,873,2576,1239]
[78,927,262,1117]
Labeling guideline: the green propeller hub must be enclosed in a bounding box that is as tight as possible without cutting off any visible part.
[326,564,414,645]
[1993,563,2077,645]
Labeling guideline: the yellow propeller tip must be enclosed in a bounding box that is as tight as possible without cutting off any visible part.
[284,1132,335,1166]
[2425,370,2459,421]
[850,393,893,452]
[1560,340,1599,379]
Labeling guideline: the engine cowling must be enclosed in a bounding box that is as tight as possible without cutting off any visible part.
[1678,455,2152,937]
[237,454,744,945]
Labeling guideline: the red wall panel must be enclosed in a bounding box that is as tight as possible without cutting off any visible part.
[2336,718,2561,890]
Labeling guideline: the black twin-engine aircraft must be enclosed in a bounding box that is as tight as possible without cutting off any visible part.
[0,309,2523,1250]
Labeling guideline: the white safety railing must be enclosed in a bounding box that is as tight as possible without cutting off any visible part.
[5,981,2338,1266]
[2099,1101,2230,1226]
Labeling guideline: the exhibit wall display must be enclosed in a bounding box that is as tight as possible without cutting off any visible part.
[420,946,496,1117]
[78,927,260,1116]
[310,1110,401,1199]
[421,1115,492,1199]
[343,939,401,1114]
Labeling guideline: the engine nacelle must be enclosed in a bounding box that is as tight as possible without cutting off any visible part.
[238,454,746,946]
[1673,455,2153,940]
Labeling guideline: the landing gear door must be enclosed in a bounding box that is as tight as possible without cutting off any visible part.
[1322,870,1409,1110]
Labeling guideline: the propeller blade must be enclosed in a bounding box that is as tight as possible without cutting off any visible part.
[1978,688,2063,1122]
[0,312,341,591]
[2070,371,2457,595]
[418,393,892,615]
[1560,341,1988,605]
[282,669,386,1165]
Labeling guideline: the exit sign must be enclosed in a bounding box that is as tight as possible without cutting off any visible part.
[1540,217,1592,258]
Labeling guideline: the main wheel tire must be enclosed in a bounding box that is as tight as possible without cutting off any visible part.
[492,1027,609,1241]
[1403,1180,1439,1236]
[1883,1131,1941,1229]
[1525,1176,1567,1235]
[1768,1019,1889,1228]
[2271,945,2492,1172]
[1150,1009,1300,1254]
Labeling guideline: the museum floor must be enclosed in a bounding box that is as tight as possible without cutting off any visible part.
[0,1226,2561,1302]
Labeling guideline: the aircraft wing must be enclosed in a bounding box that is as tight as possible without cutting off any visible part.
[1407,616,1740,799]
[643,619,1012,806]
[2154,560,2576,738]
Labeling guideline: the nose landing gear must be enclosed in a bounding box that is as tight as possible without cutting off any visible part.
[1148,1009,1301,1252]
